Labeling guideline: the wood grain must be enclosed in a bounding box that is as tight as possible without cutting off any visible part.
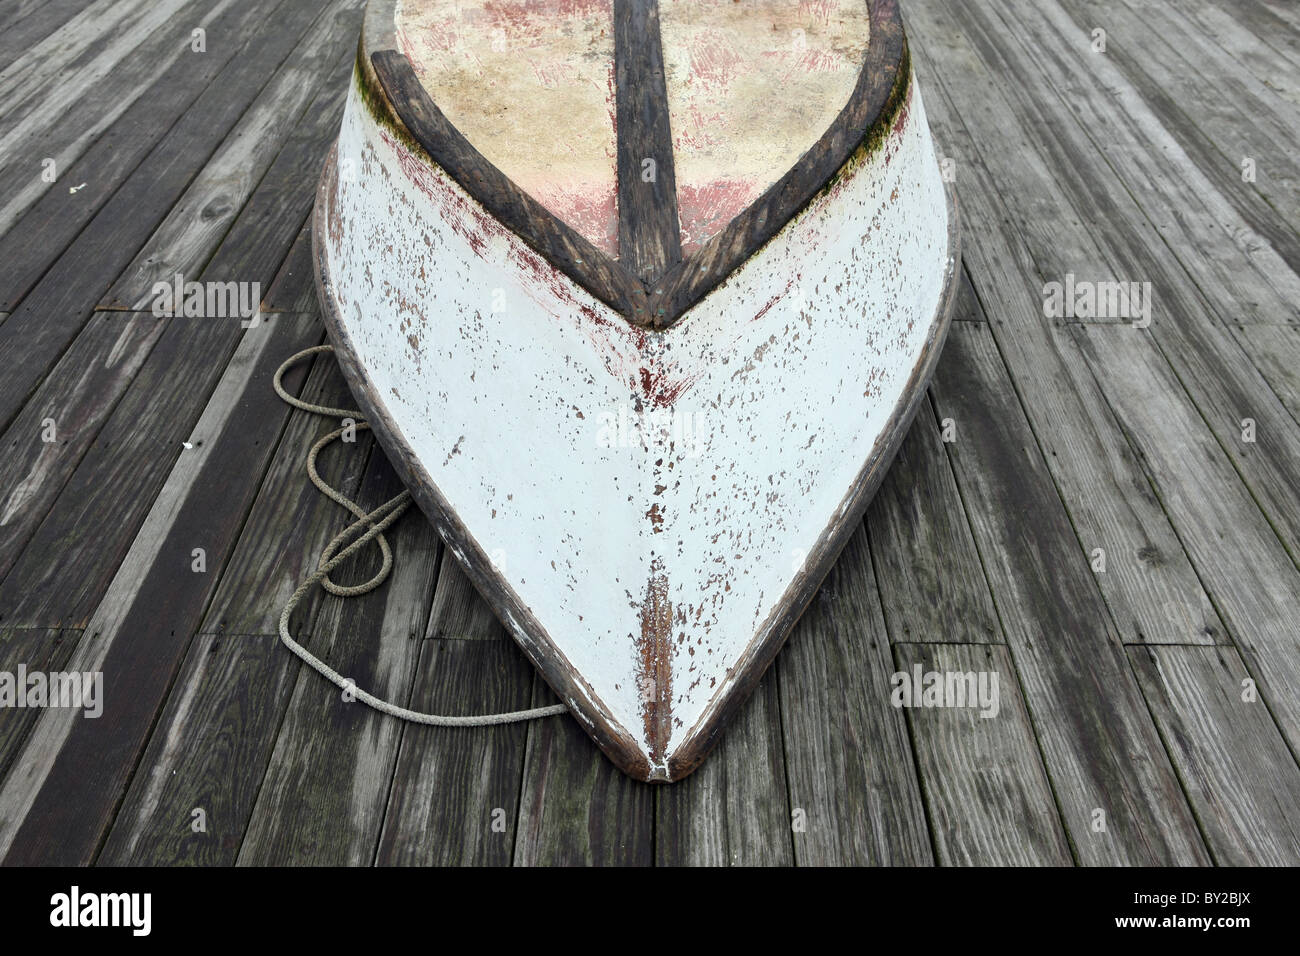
[929,320,1208,865]
[375,560,535,866]
[0,310,319,864]
[0,628,78,784]
[512,676,655,866]
[2,0,1299,864]
[893,642,1073,865]
[0,25,360,628]
[96,635,300,866]
[906,3,1227,646]
[613,0,681,284]
[1074,324,1300,758]
[0,0,326,310]
[866,383,1002,645]
[778,523,933,865]
[654,676,792,866]
[1128,644,1300,865]
[0,0,260,242]
[235,454,439,866]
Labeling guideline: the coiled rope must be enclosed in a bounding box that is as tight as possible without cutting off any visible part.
[273,345,566,726]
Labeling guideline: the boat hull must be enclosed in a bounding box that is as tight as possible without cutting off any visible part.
[314,53,959,781]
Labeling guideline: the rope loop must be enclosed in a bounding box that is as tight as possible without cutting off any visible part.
[273,346,566,726]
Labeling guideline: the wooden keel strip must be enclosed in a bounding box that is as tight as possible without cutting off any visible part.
[366,0,910,328]
[613,0,682,285]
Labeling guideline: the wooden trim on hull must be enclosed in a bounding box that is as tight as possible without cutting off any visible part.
[613,0,683,285]
[312,139,961,781]
[358,0,910,329]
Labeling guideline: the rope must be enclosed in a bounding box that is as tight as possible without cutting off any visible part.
[273,345,566,726]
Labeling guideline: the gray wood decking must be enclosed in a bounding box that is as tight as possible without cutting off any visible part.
[0,0,1298,865]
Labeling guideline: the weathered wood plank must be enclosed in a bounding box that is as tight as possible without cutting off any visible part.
[1128,644,1300,865]
[0,309,319,864]
[778,522,933,865]
[1234,325,1300,422]
[95,635,299,866]
[1166,0,1300,108]
[960,0,1300,577]
[262,226,318,315]
[866,382,1002,645]
[512,677,655,866]
[0,0,358,424]
[375,559,535,866]
[0,29,360,627]
[904,18,1226,646]
[0,0,250,240]
[893,642,1074,866]
[0,628,78,785]
[653,676,792,866]
[234,453,439,866]
[1072,324,1300,758]
[1051,0,1300,276]
[0,313,166,583]
[1215,0,1300,69]
[97,238,373,867]
[198,355,375,638]
[0,0,101,68]
[0,0,181,116]
[951,0,1300,337]
[0,0,313,310]
[102,3,364,309]
[384,555,653,866]
[929,319,1208,865]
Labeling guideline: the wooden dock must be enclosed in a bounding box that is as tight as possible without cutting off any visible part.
[1,0,1298,865]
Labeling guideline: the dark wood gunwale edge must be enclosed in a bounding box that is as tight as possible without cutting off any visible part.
[667,178,962,779]
[312,147,654,781]
[313,130,960,780]
[359,0,906,329]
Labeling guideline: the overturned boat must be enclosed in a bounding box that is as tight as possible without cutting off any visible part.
[315,0,959,781]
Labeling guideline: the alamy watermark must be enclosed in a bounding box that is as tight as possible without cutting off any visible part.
[595,404,707,459]
[50,887,150,936]
[1043,273,1152,327]
[151,273,262,327]
[890,664,1000,718]
[0,666,103,718]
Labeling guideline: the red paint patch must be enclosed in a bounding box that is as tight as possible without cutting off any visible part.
[676,177,762,255]
[687,29,744,91]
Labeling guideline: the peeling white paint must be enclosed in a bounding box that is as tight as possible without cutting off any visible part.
[321,64,952,773]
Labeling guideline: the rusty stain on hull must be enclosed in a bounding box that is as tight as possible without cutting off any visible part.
[637,558,674,770]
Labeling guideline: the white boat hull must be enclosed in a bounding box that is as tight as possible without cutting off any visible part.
[315,16,959,780]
